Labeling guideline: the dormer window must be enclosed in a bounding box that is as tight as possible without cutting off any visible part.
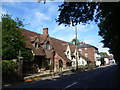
[35,42,40,49]
[67,51,69,54]
[85,48,87,50]
[85,53,88,57]
[38,44,40,48]
[46,42,50,50]
[35,42,38,48]
[79,49,82,52]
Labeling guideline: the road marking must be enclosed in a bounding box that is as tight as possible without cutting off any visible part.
[63,82,78,90]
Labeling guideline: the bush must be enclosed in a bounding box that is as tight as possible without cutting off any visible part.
[1,60,23,84]
[2,60,18,75]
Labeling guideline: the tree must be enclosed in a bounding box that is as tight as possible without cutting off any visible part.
[56,2,120,65]
[71,38,80,45]
[99,52,108,57]
[2,14,33,61]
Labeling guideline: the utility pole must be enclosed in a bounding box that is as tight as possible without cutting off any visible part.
[75,26,78,71]
[75,26,78,45]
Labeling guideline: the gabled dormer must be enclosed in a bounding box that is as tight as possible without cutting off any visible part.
[73,48,79,60]
[45,41,51,50]
[31,36,40,49]
[64,45,71,60]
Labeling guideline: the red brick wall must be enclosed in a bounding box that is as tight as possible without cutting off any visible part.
[81,47,95,62]
[54,53,67,72]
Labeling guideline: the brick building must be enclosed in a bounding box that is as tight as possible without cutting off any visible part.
[21,28,89,73]
[78,42,100,63]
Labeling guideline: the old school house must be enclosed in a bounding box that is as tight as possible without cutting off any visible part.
[22,28,93,73]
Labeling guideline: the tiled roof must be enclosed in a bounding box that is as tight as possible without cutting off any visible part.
[21,28,89,62]
[40,34,48,44]
[32,48,45,56]
[50,37,71,62]
[44,50,53,59]
[21,29,45,56]
[78,44,98,50]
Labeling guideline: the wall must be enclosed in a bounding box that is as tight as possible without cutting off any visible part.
[80,47,95,62]
[54,53,67,73]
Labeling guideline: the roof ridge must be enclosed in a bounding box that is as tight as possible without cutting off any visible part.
[21,28,42,35]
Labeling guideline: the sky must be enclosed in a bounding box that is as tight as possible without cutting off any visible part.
[1,0,111,54]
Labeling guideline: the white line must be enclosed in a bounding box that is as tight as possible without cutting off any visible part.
[63,82,78,90]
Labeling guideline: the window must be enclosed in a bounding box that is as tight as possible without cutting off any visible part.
[85,53,88,57]
[67,51,69,54]
[79,49,82,52]
[46,42,50,50]
[35,42,40,49]
[72,61,75,65]
[35,42,38,48]
[38,44,40,48]
[72,56,75,59]
[47,59,51,65]
[85,48,87,50]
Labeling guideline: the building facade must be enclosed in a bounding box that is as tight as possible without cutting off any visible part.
[78,42,100,63]
[21,28,89,73]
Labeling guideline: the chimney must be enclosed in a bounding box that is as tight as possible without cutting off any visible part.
[43,28,48,35]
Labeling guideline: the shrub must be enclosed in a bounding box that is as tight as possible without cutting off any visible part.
[2,60,18,75]
[1,60,22,84]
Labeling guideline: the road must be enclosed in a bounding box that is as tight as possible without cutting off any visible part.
[4,65,119,89]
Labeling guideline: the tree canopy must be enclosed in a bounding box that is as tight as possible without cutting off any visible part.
[2,14,33,61]
[71,38,80,45]
[99,52,108,57]
[56,2,120,64]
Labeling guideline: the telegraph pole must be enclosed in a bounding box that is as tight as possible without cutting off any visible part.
[75,26,78,45]
[75,26,78,71]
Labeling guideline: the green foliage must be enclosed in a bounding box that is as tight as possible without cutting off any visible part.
[98,3,120,63]
[21,49,33,62]
[57,2,120,64]
[71,38,80,45]
[56,2,97,26]
[100,57,104,65]
[0,22,2,58]
[2,14,25,60]
[2,13,33,61]
[99,52,108,57]
[2,60,17,75]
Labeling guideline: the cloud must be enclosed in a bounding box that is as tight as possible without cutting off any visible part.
[55,33,75,42]
[77,24,96,32]
[51,24,67,34]
[35,11,50,20]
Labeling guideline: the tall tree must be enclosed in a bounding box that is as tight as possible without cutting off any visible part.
[2,14,33,61]
[56,2,120,65]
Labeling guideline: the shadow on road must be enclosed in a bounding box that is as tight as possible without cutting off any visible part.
[2,65,120,89]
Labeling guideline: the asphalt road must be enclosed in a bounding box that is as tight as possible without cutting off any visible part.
[4,65,119,89]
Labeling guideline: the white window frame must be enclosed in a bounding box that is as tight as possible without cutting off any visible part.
[85,53,88,57]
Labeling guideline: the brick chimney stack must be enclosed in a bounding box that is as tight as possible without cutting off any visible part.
[43,28,48,35]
